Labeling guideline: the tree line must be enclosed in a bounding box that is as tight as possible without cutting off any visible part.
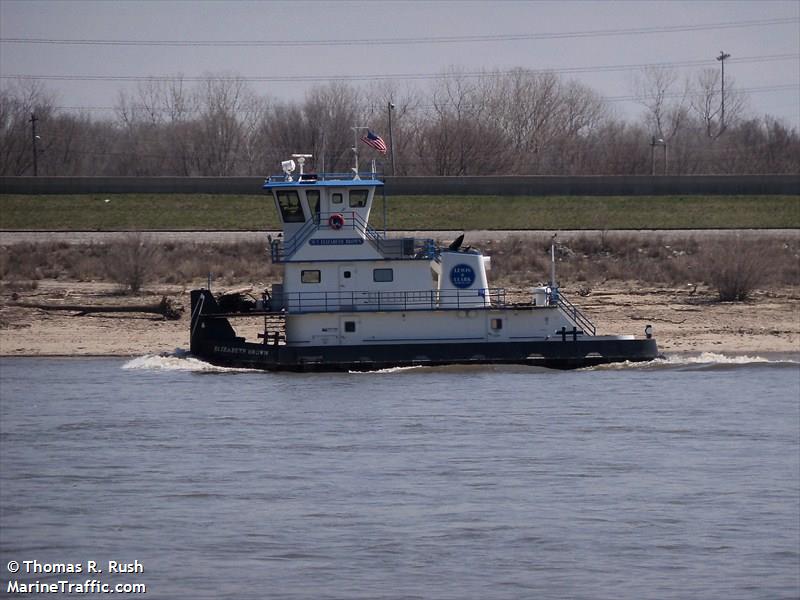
[1,67,798,177]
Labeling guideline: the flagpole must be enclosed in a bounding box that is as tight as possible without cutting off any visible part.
[352,125,368,179]
[353,127,358,175]
[320,130,326,176]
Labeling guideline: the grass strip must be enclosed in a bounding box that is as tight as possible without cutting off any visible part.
[1,194,797,230]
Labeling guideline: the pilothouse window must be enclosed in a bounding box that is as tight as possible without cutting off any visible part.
[276,190,304,223]
[349,190,369,208]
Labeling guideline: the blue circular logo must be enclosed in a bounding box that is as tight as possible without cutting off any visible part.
[450,264,476,289]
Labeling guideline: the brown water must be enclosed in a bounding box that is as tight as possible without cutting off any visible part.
[1,354,798,599]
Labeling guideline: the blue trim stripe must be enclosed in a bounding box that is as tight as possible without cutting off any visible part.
[263,179,383,190]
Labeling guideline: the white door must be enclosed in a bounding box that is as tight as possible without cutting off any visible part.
[338,265,356,309]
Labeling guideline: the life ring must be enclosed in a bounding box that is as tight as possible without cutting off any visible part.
[328,213,345,230]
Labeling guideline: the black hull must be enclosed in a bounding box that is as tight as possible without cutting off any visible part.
[192,337,659,372]
[190,290,660,372]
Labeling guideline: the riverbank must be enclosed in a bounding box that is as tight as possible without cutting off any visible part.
[1,280,797,358]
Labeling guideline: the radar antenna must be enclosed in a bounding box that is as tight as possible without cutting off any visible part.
[291,154,313,177]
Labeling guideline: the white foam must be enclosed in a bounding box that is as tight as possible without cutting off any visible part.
[670,352,776,365]
[590,352,799,371]
[349,365,424,374]
[122,351,798,374]
[122,351,252,373]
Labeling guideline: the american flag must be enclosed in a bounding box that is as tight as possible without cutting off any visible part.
[359,130,388,155]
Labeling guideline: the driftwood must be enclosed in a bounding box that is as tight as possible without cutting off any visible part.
[628,315,687,325]
[219,286,254,297]
[12,296,183,320]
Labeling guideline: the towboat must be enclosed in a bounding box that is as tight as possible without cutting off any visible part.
[189,155,659,371]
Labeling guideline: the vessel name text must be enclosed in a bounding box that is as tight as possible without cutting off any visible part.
[213,345,271,358]
[309,238,365,246]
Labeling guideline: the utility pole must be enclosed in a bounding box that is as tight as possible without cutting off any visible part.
[716,51,731,133]
[387,101,396,176]
[650,137,667,175]
[29,112,39,176]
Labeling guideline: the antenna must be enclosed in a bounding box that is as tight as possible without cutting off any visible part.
[352,126,368,178]
[291,154,313,177]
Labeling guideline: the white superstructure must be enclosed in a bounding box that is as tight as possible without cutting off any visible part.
[263,157,594,349]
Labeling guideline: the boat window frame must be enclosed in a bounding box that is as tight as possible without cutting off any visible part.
[331,192,343,205]
[373,268,394,283]
[276,190,305,223]
[349,189,369,208]
[301,270,321,284]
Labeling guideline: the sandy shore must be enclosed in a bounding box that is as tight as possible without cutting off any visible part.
[1,279,798,359]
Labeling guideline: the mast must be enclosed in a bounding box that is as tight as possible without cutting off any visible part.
[352,126,368,178]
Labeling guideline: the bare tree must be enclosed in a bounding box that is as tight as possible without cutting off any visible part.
[304,82,363,173]
[491,69,562,173]
[5,64,797,177]
[542,80,608,174]
[0,80,57,175]
[189,74,259,175]
[416,69,507,175]
[633,66,690,141]
[690,68,746,138]
[362,80,423,175]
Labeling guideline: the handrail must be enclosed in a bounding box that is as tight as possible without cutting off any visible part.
[265,171,384,184]
[283,217,319,256]
[556,292,596,336]
[190,292,206,341]
[270,211,438,262]
[278,287,507,314]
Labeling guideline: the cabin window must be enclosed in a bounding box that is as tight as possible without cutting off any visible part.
[276,190,304,223]
[343,270,352,279]
[301,270,321,284]
[306,190,320,222]
[332,192,343,205]
[349,189,369,208]
[344,321,356,332]
[491,318,503,330]
[373,268,393,282]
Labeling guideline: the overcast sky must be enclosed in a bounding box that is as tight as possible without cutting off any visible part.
[1,0,798,127]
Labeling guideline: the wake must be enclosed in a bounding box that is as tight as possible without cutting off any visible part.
[122,350,251,373]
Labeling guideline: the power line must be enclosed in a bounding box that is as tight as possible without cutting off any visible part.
[1,17,796,47]
[605,83,799,103]
[3,53,797,84]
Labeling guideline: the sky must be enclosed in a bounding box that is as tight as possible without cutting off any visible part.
[1,0,798,127]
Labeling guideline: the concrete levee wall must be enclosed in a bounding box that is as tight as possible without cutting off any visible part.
[384,175,800,196]
[0,176,266,195]
[1,175,798,196]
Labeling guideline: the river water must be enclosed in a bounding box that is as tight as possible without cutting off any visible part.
[1,354,798,599]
